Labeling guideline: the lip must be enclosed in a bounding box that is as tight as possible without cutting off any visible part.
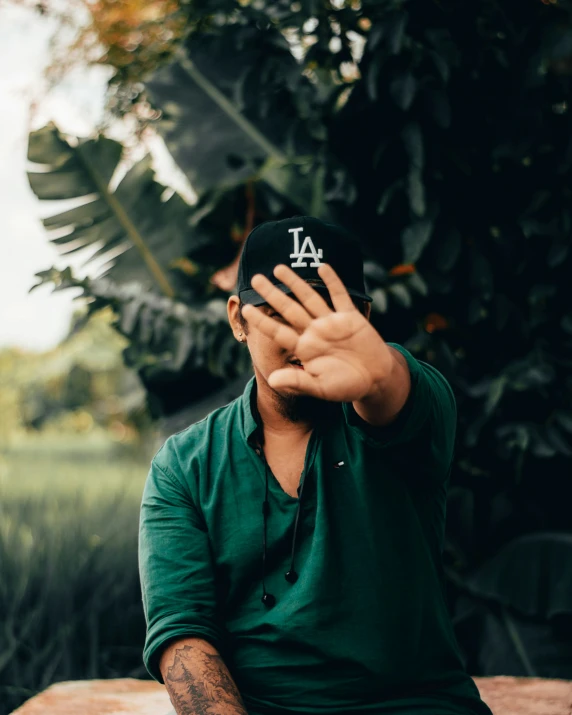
[288,359,304,370]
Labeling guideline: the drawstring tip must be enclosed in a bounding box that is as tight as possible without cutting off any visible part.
[261,593,276,607]
[285,569,298,583]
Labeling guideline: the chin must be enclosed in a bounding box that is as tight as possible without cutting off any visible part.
[271,384,299,399]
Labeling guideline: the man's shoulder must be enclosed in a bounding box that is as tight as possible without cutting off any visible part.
[153,392,244,471]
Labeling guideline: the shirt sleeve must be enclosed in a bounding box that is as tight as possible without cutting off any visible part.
[342,343,457,484]
[139,446,225,683]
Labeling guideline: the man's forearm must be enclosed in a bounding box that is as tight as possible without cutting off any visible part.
[160,637,248,715]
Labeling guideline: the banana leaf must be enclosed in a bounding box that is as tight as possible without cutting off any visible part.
[467,533,572,620]
[27,124,198,298]
[145,25,331,219]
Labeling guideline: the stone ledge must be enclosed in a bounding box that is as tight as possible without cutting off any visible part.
[10,679,171,715]
[475,676,572,715]
[10,676,572,714]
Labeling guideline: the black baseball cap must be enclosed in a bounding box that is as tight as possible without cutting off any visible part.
[237,216,372,306]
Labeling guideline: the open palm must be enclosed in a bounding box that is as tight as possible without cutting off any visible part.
[242,263,394,403]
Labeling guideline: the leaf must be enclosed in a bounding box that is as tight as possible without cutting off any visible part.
[388,283,412,308]
[545,425,572,457]
[507,363,554,391]
[429,50,450,83]
[402,122,424,169]
[435,228,462,272]
[367,23,386,53]
[454,600,572,678]
[370,288,388,313]
[407,168,426,217]
[530,429,556,458]
[386,11,409,55]
[402,124,426,216]
[27,123,71,164]
[145,26,327,217]
[499,607,537,677]
[401,219,434,263]
[27,124,197,298]
[42,199,109,230]
[465,376,507,446]
[366,53,382,102]
[496,423,530,453]
[485,375,507,416]
[408,272,428,296]
[467,533,572,619]
[376,182,401,215]
[390,72,417,111]
[363,261,387,285]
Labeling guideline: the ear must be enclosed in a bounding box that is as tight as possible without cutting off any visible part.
[227,295,244,341]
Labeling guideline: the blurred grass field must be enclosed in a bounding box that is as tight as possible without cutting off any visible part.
[0,435,155,715]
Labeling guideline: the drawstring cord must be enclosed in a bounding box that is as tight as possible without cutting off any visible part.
[285,474,306,584]
[261,460,276,607]
[259,449,307,607]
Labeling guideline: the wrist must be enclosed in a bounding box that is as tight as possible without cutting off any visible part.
[352,347,410,427]
[362,345,398,401]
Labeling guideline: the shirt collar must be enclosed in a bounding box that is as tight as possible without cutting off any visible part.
[240,376,261,444]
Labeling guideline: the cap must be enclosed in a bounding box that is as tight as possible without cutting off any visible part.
[237,216,372,306]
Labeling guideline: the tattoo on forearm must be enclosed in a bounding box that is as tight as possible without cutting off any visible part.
[164,644,248,715]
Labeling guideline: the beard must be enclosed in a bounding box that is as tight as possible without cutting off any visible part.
[272,389,329,424]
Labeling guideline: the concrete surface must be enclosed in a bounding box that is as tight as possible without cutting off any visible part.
[10,675,572,714]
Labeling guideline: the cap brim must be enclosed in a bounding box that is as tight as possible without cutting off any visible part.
[239,281,372,307]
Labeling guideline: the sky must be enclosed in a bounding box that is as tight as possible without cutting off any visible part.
[0,3,109,352]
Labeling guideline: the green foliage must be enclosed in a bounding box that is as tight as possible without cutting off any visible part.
[26,0,572,677]
[0,309,149,438]
[27,124,196,298]
[0,449,148,715]
[30,269,251,416]
[145,24,332,218]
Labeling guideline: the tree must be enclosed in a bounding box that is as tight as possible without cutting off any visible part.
[27,0,572,677]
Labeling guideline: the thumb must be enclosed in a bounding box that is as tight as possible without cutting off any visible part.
[268,367,322,397]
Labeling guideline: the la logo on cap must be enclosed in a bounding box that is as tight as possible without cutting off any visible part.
[289,227,323,268]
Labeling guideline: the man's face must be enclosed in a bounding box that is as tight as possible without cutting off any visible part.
[227,297,303,398]
[227,290,370,400]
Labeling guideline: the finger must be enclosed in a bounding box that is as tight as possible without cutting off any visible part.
[317,263,356,313]
[272,264,331,318]
[250,274,312,331]
[241,304,299,352]
[267,367,324,398]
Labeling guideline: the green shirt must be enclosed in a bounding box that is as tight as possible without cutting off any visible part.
[139,344,492,715]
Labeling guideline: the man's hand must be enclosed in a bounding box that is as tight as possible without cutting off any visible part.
[242,263,404,408]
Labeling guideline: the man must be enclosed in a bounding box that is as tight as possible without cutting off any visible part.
[139,216,493,715]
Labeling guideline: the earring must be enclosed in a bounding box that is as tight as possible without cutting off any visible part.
[238,332,244,343]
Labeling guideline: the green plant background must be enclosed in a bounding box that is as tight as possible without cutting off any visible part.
[4,0,572,711]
